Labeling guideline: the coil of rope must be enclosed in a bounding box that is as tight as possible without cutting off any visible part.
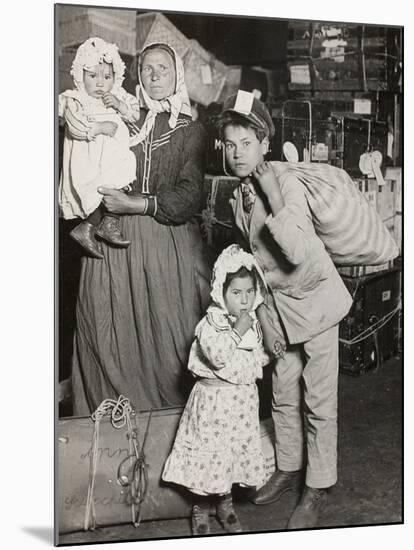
[84,395,152,531]
[339,304,401,346]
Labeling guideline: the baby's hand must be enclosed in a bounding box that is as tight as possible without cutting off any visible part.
[91,120,118,137]
[234,311,253,337]
[252,161,280,197]
[102,92,121,111]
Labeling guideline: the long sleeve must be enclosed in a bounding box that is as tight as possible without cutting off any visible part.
[198,315,243,370]
[265,174,311,266]
[59,95,93,141]
[193,314,270,383]
[154,122,207,225]
[116,88,141,123]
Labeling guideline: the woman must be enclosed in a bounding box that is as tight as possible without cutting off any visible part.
[71,42,210,414]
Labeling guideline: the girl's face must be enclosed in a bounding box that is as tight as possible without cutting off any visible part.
[223,124,269,179]
[83,62,114,98]
[140,49,176,100]
[224,275,256,318]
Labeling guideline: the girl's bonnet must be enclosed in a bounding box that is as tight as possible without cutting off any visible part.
[210,244,267,314]
[70,37,126,95]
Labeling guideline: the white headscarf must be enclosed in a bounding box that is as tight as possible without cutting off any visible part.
[130,42,192,146]
[70,37,126,96]
[210,244,267,314]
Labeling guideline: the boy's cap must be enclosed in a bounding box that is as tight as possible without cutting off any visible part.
[221,91,275,138]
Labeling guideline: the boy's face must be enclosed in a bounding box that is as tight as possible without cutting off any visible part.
[223,124,269,179]
[83,62,114,98]
[224,275,256,317]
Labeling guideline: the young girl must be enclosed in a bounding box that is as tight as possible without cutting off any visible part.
[59,37,140,258]
[162,244,273,536]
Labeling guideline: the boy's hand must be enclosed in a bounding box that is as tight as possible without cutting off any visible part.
[90,120,118,137]
[234,311,253,337]
[102,92,121,111]
[252,161,284,216]
[252,161,280,197]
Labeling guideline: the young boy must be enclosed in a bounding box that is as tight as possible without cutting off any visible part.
[217,91,352,529]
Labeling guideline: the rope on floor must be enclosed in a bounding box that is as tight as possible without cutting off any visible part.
[84,395,152,531]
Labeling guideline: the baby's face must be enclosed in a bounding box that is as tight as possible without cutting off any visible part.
[83,62,114,98]
[140,49,176,100]
[224,275,256,318]
[223,124,268,179]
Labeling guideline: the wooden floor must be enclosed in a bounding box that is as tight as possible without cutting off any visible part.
[58,355,403,546]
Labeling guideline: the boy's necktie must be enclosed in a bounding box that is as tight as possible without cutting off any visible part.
[241,180,256,214]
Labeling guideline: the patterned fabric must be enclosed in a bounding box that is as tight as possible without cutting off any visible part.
[129,42,192,147]
[270,161,399,266]
[162,381,266,494]
[188,312,269,384]
[162,245,270,494]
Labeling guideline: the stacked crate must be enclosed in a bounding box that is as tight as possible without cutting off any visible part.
[58,5,137,55]
[57,5,137,93]
[287,21,400,93]
[183,39,227,106]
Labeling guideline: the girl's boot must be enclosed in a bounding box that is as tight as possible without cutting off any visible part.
[191,496,211,536]
[216,493,242,533]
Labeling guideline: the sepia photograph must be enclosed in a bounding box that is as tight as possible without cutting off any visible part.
[53,2,405,547]
[0,0,393,548]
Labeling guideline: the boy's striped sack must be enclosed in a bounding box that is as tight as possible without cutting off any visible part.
[270,162,399,266]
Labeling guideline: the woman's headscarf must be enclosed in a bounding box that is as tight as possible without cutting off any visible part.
[130,42,192,146]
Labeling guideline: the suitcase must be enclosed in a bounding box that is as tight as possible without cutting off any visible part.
[339,268,401,375]
[339,116,388,176]
[200,174,240,254]
[271,100,341,165]
[57,407,276,535]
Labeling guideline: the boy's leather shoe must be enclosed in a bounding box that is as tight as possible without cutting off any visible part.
[70,222,103,259]
[287,486,328,530]
[250,469,303,505]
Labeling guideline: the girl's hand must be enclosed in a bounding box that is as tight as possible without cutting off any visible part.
[102,92,121,111]
[234,311,253,337]
[98,187,145,215]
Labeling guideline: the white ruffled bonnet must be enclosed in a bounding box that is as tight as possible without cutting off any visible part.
[210,244,267,313]
[70,37,126,94]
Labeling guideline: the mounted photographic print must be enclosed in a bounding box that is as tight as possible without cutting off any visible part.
[55,2,403,546]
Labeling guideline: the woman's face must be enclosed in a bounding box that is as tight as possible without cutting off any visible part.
[223,124,269,179]
[224,275,256,317]
[83,62,114,98]
[140,49,176,100]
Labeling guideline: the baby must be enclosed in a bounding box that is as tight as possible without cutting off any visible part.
[59,37,140,258]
